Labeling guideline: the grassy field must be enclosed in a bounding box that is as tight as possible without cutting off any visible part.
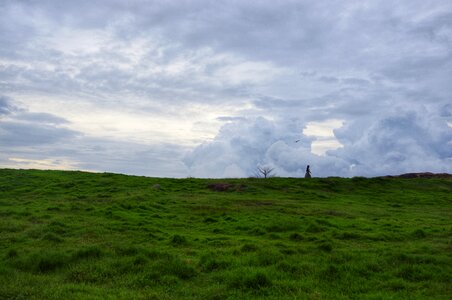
[0,169,451,299]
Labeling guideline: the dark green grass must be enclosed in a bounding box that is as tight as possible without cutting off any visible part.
[0,169,451,299]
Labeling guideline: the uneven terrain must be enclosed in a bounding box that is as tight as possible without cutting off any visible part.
[0,169,451,299]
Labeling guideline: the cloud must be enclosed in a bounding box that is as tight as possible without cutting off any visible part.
[184,116,317,177]
[0,96,17,115]
[0,96,190,177]
[0,96,79,147]
[185,106,452,178]
[332,108,452,176]
[0,120,78,147]
[1,1,451,177]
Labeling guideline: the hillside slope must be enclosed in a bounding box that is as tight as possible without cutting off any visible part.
[0,169,451,299]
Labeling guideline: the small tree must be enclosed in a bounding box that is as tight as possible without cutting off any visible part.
[256,166,275,179]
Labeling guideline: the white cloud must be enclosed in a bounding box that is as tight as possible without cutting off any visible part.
[185,107,452,178]
[303,119,344,155]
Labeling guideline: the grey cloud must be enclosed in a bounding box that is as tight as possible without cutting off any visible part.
[1,1,452,177]
[0,96,17,115]
[341,78,371,86]
[14,112,69,125]
[69,139,190,178]
[0,96,78,146]
[0,96,189,177]
[0,118,78,147]
[331,108,452,176]
[318,76,339,84]
[440,104,452,117]
[3,1,451,106]
[407,11,452,44]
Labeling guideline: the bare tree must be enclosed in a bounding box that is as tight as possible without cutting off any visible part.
[256,166,275,179]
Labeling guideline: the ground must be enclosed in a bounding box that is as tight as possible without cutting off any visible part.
[0,169,451,299]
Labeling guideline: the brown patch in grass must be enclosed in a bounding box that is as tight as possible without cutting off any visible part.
[207,183,246,192]
[237,201,273,206]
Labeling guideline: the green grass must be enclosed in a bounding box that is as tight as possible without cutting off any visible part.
[0,169,451,299]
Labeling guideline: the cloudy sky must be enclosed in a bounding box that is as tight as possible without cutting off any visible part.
[1,0,451,178]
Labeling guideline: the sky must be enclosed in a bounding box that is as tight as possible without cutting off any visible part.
[0,0,451,178]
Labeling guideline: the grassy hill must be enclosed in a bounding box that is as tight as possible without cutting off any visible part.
[0,169,451,299]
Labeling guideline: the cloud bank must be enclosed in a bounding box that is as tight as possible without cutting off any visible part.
[185,108,452,178]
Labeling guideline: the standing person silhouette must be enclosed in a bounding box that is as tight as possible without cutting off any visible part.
[305,165,311,178]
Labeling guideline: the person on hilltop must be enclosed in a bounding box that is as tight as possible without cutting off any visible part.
[305,165,311,178]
